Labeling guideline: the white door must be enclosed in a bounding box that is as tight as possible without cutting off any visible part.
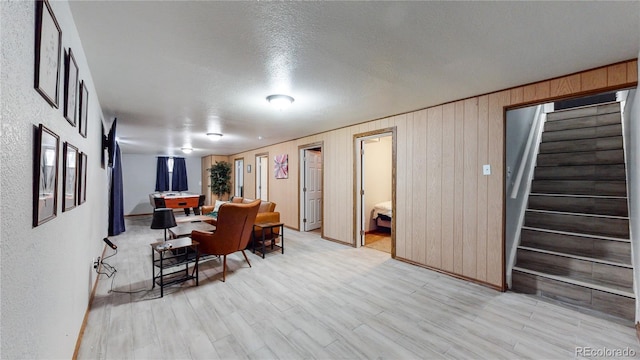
[304,150,322,231]
[234,159,244,197]
[256,155,268,201]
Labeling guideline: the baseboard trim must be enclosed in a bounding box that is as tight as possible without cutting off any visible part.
[72,244,107,359]
[321,235,353,247]
[395,256,505,292]
[517,245,632,268]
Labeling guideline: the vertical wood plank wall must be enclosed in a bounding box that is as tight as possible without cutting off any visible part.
[210,59,637,290]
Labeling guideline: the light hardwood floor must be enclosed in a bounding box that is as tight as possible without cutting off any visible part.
[364,232,391,253]
[77,216,638,359]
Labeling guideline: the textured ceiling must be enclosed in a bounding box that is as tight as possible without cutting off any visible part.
[68,1,640,156]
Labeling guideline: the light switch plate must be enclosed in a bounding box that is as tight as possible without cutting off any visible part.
[483,164,491,175]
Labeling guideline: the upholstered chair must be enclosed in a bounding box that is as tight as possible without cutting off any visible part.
[190,199,260,282]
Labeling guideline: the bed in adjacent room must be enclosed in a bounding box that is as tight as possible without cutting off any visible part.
[372,200,392,230]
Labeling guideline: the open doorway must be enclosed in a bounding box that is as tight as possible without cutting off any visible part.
[505,89,636,322]
[355,129,396,255]
[255,154,268,201]
[234,158,244,197]
[299,143,323,232]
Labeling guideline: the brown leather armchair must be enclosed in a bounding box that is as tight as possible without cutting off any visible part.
[190,199,260,282]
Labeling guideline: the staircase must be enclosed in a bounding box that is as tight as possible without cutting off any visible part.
[511,101,634,322]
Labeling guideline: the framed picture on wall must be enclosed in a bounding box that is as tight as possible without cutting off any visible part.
[33,124,59,227]
[62,142,78,211]
[79,80,89,137]
[274,154,288,179]
[78,152,87,205]
[34,0,62,108]
[64,49,79,126]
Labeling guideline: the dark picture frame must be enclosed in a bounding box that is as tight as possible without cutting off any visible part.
[62,142,78,212]
[64,49,79,126]
[79,80,89,137]
[33,124,60,227]
[78,152,87,205]
[34,0,62,108]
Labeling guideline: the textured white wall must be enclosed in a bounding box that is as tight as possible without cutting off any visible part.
[626,85,640,321]
[1,1,108,358]
[122,154,203,215]
[504,105,538,287]
[363,136,392,232]
[121,154,157,215]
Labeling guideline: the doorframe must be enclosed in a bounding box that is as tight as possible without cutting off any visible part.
[298,141,324,233]
[255,152,269,201]
[234,157,244,198]
[353,127,396,257]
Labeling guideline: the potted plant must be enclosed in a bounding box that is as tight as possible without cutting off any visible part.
[209,161,232,200]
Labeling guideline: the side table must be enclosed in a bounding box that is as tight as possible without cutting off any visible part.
[150,237,199,297]
[252,222,284,259]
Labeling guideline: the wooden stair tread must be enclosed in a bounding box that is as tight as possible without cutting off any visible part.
[512,267,634,298]
[541,123,622,143]
[545,102,620,121]
[538,136,622,154]
[536,149,624,167]
[544,112,621,132]
[533,164,626,180]
[521,226,630,242]
[520,230,632,265]
[529,192,626,199]
[516,247,633,289]
[511,269,635,321]
[527,194,628,217]
[525,208,628,220]
[517,245,632,268]
[524,210,630,238]
[529,180,627,196]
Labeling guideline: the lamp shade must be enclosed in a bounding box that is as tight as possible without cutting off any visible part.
[151,208,177,229]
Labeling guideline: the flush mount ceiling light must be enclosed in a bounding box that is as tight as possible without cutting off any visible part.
[181,147,193,154]
[266,94,294,110]
[206,133,223,141]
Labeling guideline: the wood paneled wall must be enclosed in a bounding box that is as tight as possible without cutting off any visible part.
[221,59,637,289]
